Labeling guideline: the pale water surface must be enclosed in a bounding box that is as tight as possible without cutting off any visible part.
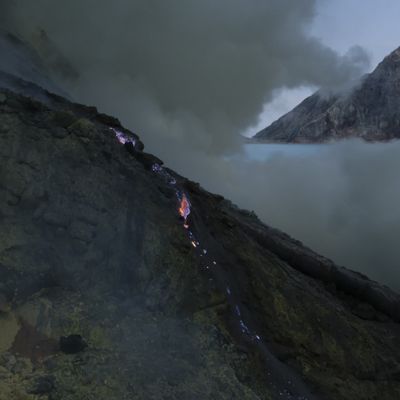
[244,143,329,161]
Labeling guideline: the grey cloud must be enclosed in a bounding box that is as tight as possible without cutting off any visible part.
[7,0,368,156]
[186,140,400,291]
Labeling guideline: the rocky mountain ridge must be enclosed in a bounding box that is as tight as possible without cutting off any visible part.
[0,35,400,400]
[254,47,400,143]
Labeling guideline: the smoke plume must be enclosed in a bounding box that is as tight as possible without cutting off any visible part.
[198,140,400,291]
[5,0,368,157]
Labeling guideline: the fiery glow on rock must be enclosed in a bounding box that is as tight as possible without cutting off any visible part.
[110,127,136,146]
[107,128,273,385]
[239,319,251,335]
[109,131,266,350]
[152,163,163,173]
[179,193,191,223]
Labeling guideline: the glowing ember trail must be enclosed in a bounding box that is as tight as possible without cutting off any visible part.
[111,129,313,400]
[113,133,266,349]
[178,193,191,227]
[147,158,263,344]
[110,127,136,146]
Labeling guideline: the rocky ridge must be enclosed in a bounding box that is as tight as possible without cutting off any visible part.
[253,47,400,143]
[0,43,400,399]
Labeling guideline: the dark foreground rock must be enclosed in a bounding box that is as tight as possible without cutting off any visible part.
[253,46,400,143]
[59,335,87,354]
[28,375,55,395]
[0,82,400,400]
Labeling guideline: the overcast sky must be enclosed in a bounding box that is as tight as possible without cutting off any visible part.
[245,0,400,136]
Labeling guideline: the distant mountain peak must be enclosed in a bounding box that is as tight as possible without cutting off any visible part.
[384,46,400,62]
[254,45,400,143]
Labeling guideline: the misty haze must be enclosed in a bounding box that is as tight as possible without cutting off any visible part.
[1,1,400,400]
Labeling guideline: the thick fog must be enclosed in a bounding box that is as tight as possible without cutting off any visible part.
[5,0,368,154]
[5,1,400,290]
[194,141,400,291]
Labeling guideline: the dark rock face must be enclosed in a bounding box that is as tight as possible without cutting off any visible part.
[29,375,56,395]
[59,335,87,354]
[1,66,400,399]
[254,47,400,143]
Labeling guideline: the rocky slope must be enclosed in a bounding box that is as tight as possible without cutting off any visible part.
[253,46,400,143]
[1,46,400,400]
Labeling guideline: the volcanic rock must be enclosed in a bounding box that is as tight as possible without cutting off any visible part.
[59,335,87,354]
[1,34,400,400]
[29,375,56,395]
[254,46,400,143]
[0,294,10,313]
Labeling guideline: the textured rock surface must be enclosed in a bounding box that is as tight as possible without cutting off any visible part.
[254,47,400,143]
[1,82,400,399]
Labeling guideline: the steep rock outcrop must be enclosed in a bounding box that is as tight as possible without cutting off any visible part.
[254,47,400,143]
[0,76,400,400]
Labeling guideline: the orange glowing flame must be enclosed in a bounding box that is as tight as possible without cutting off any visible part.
[179,193,191,224]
